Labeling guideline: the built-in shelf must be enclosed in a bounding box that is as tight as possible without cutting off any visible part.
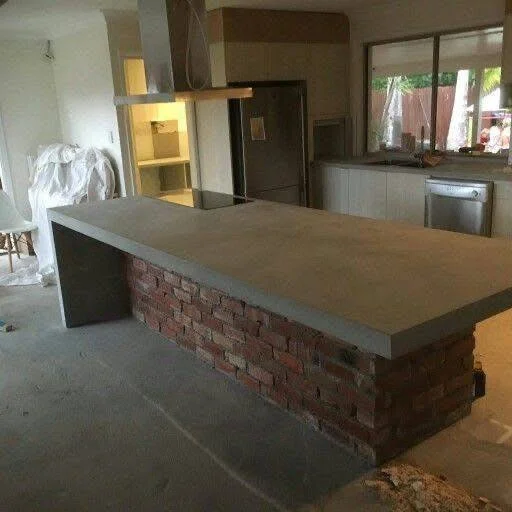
[137,157,190,169]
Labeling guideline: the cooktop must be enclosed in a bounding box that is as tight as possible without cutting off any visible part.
[157,189,253,210]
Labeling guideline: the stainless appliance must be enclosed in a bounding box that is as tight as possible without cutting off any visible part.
[229,82,308,206]
[113,0,252,105]
[313,116,352,160]
[425,177,494,237]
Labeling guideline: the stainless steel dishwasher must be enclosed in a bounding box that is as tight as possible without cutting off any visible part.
[425,178,494,237]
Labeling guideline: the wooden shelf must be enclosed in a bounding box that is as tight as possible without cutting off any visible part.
[137,157,190,169]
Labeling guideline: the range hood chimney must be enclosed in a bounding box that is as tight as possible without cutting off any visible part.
[114,0,252,105]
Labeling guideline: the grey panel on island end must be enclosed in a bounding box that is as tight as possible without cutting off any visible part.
[48,196,512,359]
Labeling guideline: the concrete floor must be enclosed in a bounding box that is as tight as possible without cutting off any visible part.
[1,254,512,511]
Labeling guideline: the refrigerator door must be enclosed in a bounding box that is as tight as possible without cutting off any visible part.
[240,85,305,205]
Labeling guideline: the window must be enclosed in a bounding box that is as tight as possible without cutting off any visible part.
[367,27,509,155]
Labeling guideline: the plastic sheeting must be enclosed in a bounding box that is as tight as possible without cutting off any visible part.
[28,144,115,281]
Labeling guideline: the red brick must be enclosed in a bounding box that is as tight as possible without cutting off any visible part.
[196,347,214,365]
[223,324,245,343]
[191,298,213,316]
[215,358,236,377]
[161,322,181,340]
[445,372,473,394]
[174,288,191,304]
[147,264,164,278]
[275,382,303,410]
[245,306,270,326]
[260,327,287,350]
[213,307,234,325]
[248,363,274,386]
[413,384,445,411]
[132,258,147,272]
[181,278,199,296]
[200,288,222,306]
[174,310,192,327]
[181,326,206,348]
[212,331,234,351]
[445,336,475,362]
[233,315,260,336]
[237,371,261,393]
[166,317,185,334]
[288,339,298,355]
[183,303,201,322]
[176,331,196,352]
[134,278,157,294]
[268,387,288,407]
[258,360,286,382]
[323,360,355,384]
[221,297,244,316]
[201,340,225,359]
[145,312,160,332]
[437,386,472,413]
[202,314,223,333]
[274,349,304,375]
[192,321,212,340]
[163,271,181,287]
[226,352,246,370]
[287,372,319,399]
[245,335,273,360]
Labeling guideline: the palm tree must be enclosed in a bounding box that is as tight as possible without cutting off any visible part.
[482,67,501,94]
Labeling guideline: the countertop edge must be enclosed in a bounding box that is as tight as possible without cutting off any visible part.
[47,208,395,358]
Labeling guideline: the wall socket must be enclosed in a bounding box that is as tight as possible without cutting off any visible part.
[107,130,115,144]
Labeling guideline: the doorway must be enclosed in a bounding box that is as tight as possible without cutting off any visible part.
[123,58,197,206]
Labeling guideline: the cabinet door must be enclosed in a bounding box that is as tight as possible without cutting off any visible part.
[386,172,426,226]
[492,181,512,238]
[314,165,349,214]
[348,169,387,219]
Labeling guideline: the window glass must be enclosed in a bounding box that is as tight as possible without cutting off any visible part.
[436,28,509,154]
[368,27,507,156]
[368,38,434,153]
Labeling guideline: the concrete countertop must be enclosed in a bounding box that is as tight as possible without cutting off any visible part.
[316,153,512,182]
[48,196,512,359]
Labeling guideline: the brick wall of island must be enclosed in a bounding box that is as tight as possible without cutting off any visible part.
[126,254,475,464]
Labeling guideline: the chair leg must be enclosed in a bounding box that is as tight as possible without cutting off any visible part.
[12,234,20,259]
[6,233,13,273]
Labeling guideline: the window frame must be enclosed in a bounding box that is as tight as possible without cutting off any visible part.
[365,24,505,156]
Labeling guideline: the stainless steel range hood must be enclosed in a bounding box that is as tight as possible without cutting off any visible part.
[114,0,252,105]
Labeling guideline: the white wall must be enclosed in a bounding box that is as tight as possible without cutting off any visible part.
[195,101,234,194]
[349,0,505,155]
[104,10,142,196]
[52,16,125,194]
[0,40,62,217]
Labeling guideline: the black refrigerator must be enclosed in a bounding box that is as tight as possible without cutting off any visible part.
[229,81,308,206]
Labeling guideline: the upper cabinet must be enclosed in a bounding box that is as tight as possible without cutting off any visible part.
[207,8,351,158]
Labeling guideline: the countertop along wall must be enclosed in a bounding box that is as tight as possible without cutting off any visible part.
[348,0,505,156]
[0,39,62,217]
[52,16,124,195]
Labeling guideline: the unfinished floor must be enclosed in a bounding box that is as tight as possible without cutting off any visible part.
[1,256,512,511]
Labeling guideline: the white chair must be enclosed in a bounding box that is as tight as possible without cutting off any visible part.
[0,190,37,273]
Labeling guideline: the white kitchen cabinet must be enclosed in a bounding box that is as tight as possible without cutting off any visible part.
[314,165,349,214]
[348,169,387,219]
[492,181,512,239]
[386,172,427,226]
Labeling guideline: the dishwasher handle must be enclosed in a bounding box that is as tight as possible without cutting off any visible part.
[425,179,493,203]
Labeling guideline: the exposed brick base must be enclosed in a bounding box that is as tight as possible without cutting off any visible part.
[126,255,475,465]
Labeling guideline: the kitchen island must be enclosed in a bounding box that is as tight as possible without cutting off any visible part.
[48,196,512,463]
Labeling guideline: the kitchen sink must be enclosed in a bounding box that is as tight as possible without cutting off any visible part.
[368,159,424,169]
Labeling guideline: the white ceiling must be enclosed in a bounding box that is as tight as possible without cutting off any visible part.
[0,0,376,40]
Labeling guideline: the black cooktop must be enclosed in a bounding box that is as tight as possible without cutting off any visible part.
[160,190,253,210]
